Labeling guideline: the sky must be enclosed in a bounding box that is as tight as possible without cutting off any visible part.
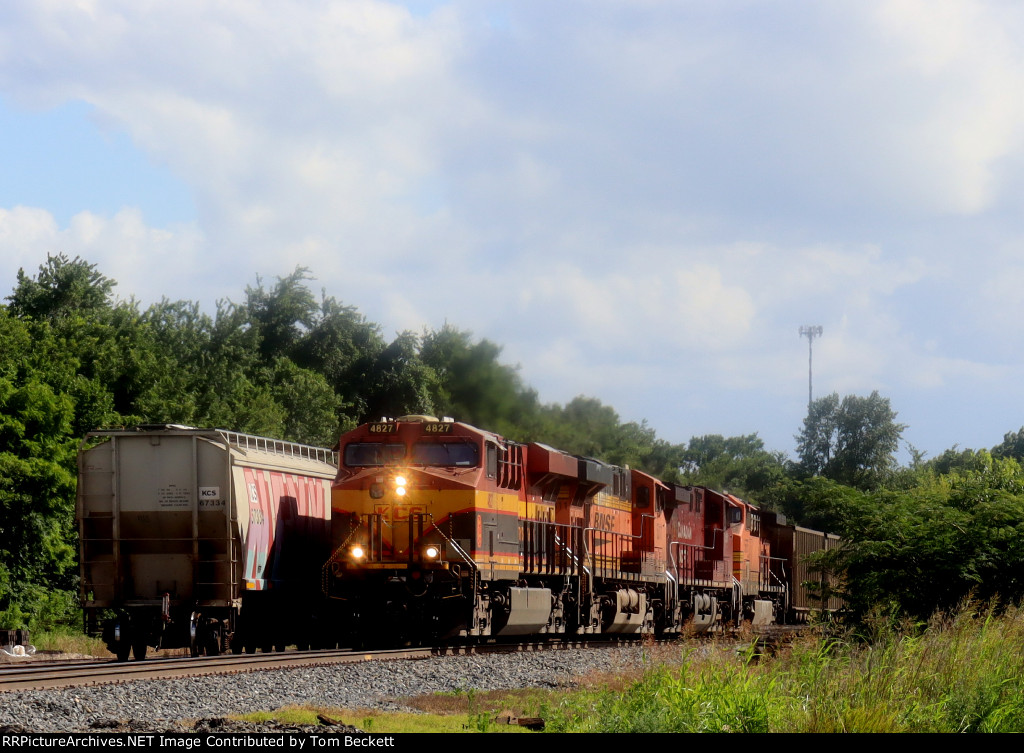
[2,0,1024,463]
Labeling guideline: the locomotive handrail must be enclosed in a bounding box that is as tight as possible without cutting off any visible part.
[321,517,363,598]
[583,512,658,577]
[760,555,791,617]
[670,526,723,556]
[420,512,477,575]
[668,526,723,579]
[583,513,654,551]
[552,527,590,577]
[760,554,788,592]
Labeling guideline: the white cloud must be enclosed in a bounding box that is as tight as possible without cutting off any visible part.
[0,206,206,306]
[867,0,1024,214]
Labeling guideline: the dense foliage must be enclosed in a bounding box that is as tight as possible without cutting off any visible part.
[2,253,1024,630]
[543,604,1024,733]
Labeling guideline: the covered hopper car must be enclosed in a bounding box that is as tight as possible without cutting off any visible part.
[77,426,335,660]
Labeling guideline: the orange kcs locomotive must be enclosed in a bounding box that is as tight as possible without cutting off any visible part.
[323,416,840,645]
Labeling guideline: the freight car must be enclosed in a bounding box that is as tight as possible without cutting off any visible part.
[77,426,335,660]
[323,416,841,646]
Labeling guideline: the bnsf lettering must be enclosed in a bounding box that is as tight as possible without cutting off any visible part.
[593,511,616,531]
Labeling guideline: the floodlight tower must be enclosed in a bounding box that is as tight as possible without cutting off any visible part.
[799,325,823,412]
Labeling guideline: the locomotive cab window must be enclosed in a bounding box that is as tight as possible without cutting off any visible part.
[728,506,743,525]
[486,443,497,477]
[637,486,650,509]
[411,441,479,467]
[344,442,406,467]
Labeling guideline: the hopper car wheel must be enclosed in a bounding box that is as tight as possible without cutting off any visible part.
[189,614,201,658]
[115,640,132,663]
[132,637,148,661]
[205,626,222,657]
[111,618,132,662]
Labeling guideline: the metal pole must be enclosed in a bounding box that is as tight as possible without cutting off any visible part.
[799,326,823,412]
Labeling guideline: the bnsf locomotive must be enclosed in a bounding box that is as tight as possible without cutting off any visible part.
[323,416,841,646]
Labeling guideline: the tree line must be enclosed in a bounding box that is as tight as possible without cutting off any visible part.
[2,253,1023,630]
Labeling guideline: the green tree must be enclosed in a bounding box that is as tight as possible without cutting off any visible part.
[355,331,436,424]
[826,455,1024,619]
[245,268,318,362]
[0,308,79,628]
[678,434,787,498]
[7,253,115,322]
[420,324,538,436]
[796,391,906,489]
[992,428,1024,462]
[271,358,346,447]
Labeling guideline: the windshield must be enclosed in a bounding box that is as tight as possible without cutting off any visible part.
[411,441,479,467]
[344,442,406,467]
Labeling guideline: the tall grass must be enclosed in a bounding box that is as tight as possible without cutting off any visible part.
[544,603,1024,733]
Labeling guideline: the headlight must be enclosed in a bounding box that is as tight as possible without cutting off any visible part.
[350,545,365,560]
[393,474,408,497]
[424,545,439,559]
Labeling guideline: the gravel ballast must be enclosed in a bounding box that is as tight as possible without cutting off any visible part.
[0,647,653,733]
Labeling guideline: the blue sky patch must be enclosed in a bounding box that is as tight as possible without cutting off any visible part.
[0,97,194,227]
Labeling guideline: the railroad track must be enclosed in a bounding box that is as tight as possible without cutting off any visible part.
[0,639,609,693]
[0,627,801,694]
[0,647,434,692]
